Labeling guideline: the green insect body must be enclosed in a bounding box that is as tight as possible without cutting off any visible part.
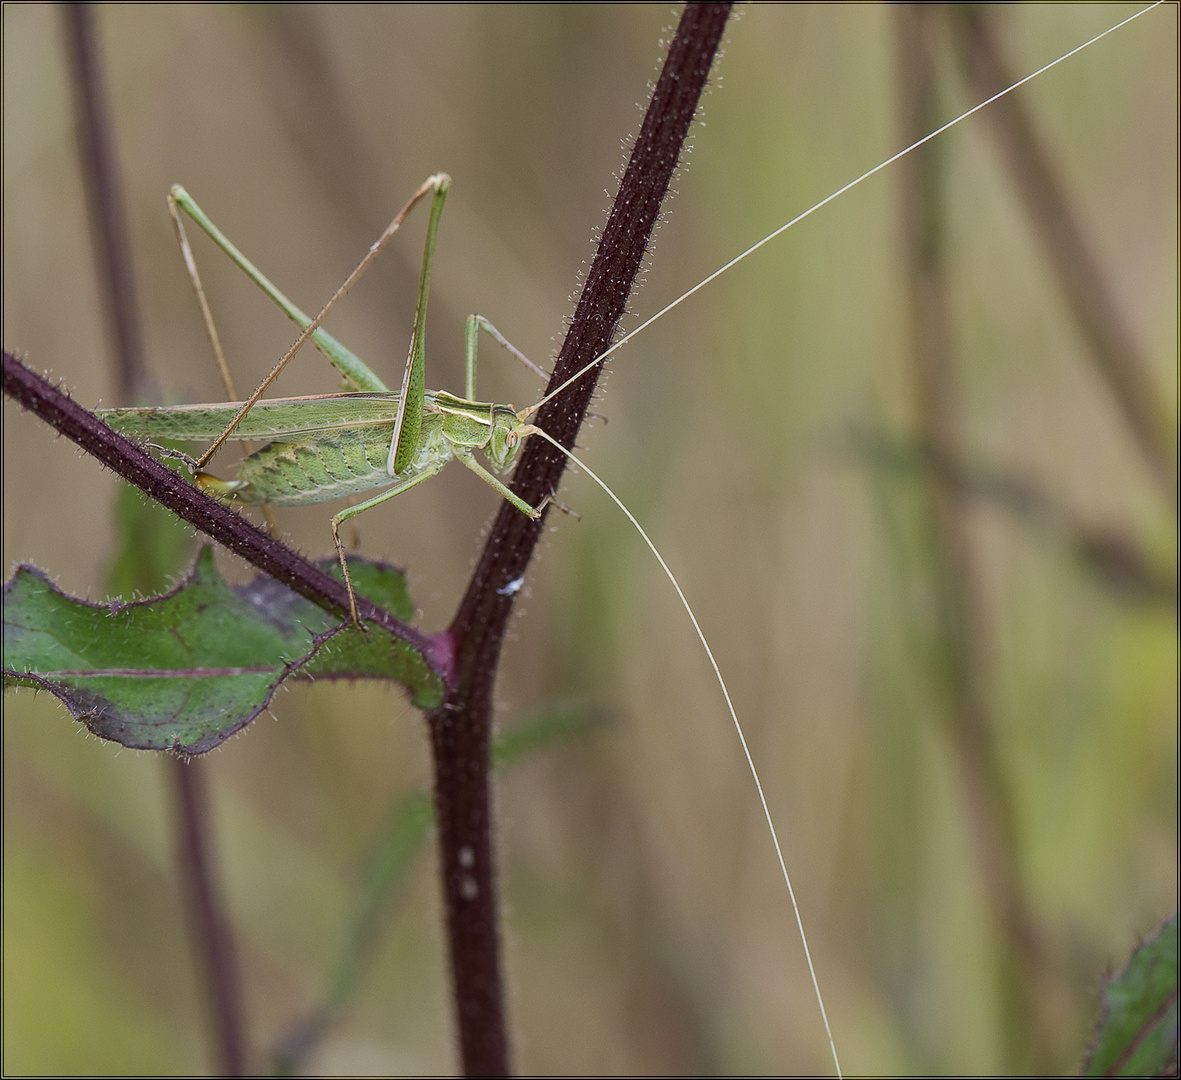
[99,390,527,509]
[95,176,545,622]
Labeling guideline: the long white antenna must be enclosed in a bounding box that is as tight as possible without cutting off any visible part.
[522,1,1163,421]
[522,425,842,1076]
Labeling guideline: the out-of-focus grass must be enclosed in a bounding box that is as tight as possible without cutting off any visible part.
[3,5,1176,1074]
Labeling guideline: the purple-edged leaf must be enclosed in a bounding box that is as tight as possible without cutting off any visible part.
[1083,911,1179,1077]
[2,546,446,753]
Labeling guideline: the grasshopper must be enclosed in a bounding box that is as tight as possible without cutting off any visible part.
[98,176,557,623]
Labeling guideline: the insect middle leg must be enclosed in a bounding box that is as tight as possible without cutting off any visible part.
[331,460,447,623]
[464,314,549,400]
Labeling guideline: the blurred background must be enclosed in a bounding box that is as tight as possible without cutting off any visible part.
[3,4,1176,1074]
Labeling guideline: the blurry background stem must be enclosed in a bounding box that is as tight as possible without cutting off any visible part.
[949,4,1177,512]
[62,4,247,1075]
[896,5,1046,1071]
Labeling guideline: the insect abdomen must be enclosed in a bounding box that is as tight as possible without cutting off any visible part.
[230,416,447,507]
[233,429,392,506]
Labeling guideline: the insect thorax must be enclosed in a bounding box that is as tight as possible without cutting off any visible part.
[433,393,523,472]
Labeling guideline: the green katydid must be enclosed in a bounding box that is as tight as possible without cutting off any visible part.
[98,175,560,623]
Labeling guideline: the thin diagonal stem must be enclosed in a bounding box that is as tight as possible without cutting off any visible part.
[1,353,443,667]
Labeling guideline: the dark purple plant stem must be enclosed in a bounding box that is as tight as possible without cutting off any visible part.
[63,5,246,1073]
[948,4,1177,511]
[426,5,732,1075]
[2,353,442,666]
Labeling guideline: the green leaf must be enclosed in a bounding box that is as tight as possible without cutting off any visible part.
[2,546,446,753]
[106,482,196,601]
[1083,911,1179,1077]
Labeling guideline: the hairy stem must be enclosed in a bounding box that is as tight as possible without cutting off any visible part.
[426,5,733,1075]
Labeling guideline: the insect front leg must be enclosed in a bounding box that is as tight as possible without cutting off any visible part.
[452,448,542,520]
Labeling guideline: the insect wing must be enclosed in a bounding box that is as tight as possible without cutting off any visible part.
[98,392,407,442]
